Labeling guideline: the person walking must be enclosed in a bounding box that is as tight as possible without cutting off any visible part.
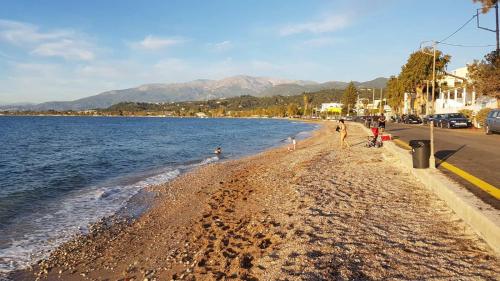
[339,119,350,149]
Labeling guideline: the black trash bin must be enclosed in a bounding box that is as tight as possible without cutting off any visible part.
[409,140,431,168]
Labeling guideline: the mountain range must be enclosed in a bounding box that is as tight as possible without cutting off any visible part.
[1,75,388,111]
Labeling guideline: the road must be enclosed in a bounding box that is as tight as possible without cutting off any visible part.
[384,122,500,208]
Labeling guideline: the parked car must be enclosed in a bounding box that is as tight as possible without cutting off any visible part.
[432,114,445,127]
[439,113,472,128]
[353,116,366,122]
[404,114,422,124]
[392,115,404,123]
[422,114,433,125]
[485,109,500,134]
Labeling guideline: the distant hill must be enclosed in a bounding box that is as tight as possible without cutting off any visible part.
[355,77,389,89]
[1,75,388,111]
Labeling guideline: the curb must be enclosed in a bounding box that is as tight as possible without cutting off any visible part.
[356,122,500,255]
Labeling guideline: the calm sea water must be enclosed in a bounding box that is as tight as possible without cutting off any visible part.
[0,116,316,273]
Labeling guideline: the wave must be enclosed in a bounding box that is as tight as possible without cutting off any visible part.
[0,156,218,274]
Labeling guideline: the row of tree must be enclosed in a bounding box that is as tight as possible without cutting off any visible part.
[385,48,451,114]
[385,0,499,113]
[2,89,345,118]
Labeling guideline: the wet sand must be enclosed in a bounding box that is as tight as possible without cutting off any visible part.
[13,122,499,280]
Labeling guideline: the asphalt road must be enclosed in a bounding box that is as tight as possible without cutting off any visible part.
[384,122,500,208]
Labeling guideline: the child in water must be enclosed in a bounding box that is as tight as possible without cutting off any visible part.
[214,147,222,154]
[287,136,296,151]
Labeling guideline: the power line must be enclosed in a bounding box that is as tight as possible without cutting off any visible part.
[438,15,477,43]
[438,42,496,47]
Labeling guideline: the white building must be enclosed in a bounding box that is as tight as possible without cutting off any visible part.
[195,112,208,118]
[320,103,343,113]
[402,66,497,117]
[355,98,391,115]
[441,67,469,88]
[435,66,497,114]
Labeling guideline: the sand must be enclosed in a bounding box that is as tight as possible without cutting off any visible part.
[12,122,499,281]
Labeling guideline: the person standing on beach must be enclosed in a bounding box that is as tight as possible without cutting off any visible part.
[378,113,386,133]
[339,119,350,149]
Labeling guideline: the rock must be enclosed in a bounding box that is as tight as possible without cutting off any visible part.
[240,254,254,269]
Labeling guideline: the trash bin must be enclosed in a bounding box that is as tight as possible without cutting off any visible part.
[409,140,430,169]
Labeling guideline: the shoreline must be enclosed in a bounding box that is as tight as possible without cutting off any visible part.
[0,115,324,128]
[4,121,321,280]
[0,115,314,121]
[10,121,500,280]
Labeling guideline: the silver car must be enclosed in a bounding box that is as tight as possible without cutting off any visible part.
[485,109,500,134]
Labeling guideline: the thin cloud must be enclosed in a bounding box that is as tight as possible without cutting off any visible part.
[209,40,233,52]
[301,37,345,48]
[31,39,94,61]
[0,19,95,61]
[135,35,185,50]
[279,14,350,36]
[78,64,121,78]
[0,19,72,44]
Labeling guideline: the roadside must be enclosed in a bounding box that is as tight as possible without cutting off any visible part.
[385,122,500,209]
[13,122,499,280]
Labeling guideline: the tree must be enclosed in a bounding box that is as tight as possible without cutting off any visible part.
[341,82,358,115]
[399,48,451,96]
[362,98,369,115]
[476,107,493,127]
[386,76,404,113]
[303,94,312,116]
[287,103,299,117]
[468,50,500,105]
[215,106,226,117]
[473,0,498,13]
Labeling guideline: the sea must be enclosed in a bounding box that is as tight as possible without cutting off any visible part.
[0,116,316,274]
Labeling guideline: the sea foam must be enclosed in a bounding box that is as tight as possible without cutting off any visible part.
[0,157,218,274]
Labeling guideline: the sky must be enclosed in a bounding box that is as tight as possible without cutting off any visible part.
[0,0,497,104]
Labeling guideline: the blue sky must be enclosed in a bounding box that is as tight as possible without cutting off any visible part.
[0,0,497,103]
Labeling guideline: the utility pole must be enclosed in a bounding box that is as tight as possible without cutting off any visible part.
[497,3,499,53]
[430,41,437,169]
[426,80,430,115]
[372,88,375,115]
[477,3,499,53]
[420,40,437,169]
[380,88,383,114]
[356,93,360,116]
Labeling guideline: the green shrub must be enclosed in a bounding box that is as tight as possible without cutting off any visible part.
[458,109,473,119]
[476,108,492,128]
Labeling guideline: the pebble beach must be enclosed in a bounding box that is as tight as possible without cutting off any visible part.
[11,122,499,281]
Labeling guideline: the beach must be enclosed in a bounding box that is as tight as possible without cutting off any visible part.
[13,121,499,281]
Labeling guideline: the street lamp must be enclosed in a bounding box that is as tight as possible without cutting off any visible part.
[380,88,384,114]
[359,87,376,115]
[420,41,437,169]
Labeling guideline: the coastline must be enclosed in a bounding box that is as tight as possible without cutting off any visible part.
[8,121,323,280]
[10,122,499,280]
[4,119,320,280]
[0,115,317,123]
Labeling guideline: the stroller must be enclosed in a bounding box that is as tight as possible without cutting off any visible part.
[366,127,383,148]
